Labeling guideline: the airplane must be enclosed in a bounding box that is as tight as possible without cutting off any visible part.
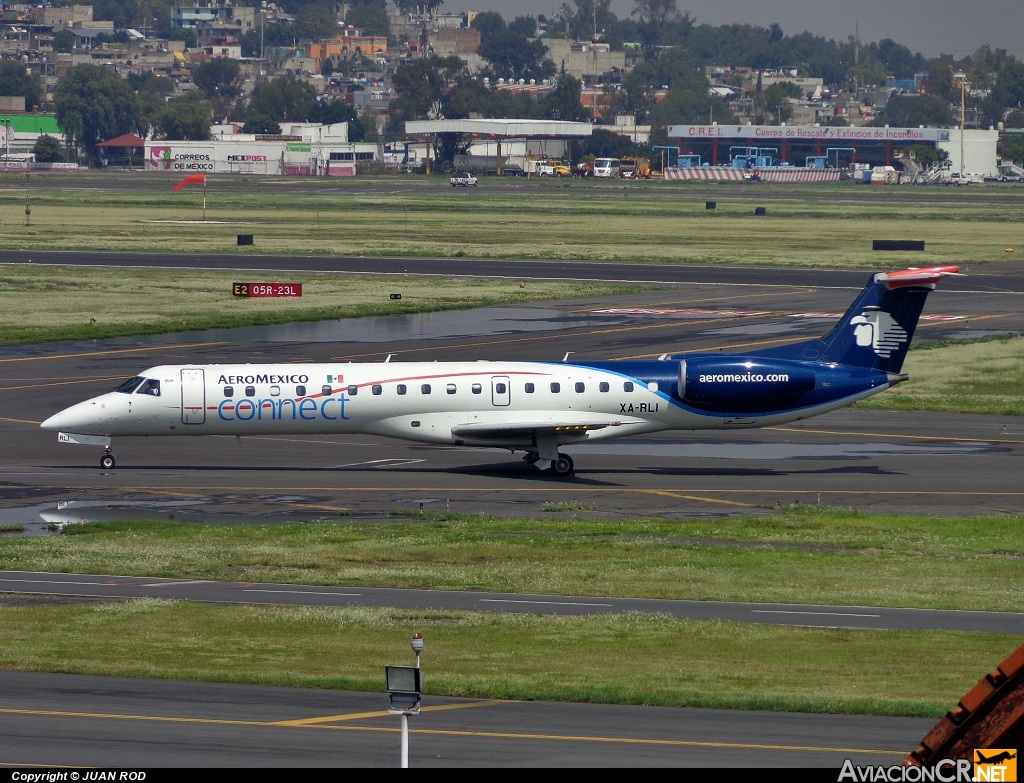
[41,265,959,477]
[977,752,1016,765]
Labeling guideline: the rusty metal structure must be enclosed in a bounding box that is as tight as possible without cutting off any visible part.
[906,644,1024,764]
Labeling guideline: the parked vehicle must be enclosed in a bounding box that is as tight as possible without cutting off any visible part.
[593,157,620,178]
[944,172,983,185]
[450,172,478,187]
[574,161,595,178]
[620,157,652,179]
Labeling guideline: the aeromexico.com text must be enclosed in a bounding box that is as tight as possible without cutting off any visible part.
[698,373,790,383]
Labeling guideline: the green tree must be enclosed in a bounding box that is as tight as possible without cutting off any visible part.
[508,15,537,38]
[905,143,948,168]
[539,74,589,121]
[242,116,283,135]
[128,71,174,96]
[0,59,43,111]
[870,39,927,80]
[872,93,955,127]
[307,98,365,140]
[33,135,67,163]
[133,92,166,139]
[1004,110,1024,128]
[1002,134,1024,164]
[157,26,197,49]
[52,29,77,53]
[247,74,318,121]
[478,30,554,82]
[192,58,242,119]
[631,0,680,50]
[240,21,292,58]
[470,10,506,43]
[756,82,800,123]
[345,2,390,37]
[54,64,136,166]
[295,3,339,41]
[156,92,212,140]
[388,55,468,122]
[581,127,641,157]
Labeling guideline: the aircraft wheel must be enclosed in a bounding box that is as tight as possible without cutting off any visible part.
[551,453,574,477]
[100,453,116,470]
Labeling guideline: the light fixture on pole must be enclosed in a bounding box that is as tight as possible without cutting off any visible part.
[385,633,424,768]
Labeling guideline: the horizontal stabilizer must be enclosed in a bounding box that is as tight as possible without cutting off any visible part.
[874,265,961,289]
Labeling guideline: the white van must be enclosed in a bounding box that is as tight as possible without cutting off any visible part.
[593,157,620,178]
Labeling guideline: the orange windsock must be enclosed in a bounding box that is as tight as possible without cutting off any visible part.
[172,173,206,192]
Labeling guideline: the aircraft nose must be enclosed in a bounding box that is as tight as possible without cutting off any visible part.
[40,397,111,433]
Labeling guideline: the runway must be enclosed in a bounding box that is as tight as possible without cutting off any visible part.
[1,258,1022,767]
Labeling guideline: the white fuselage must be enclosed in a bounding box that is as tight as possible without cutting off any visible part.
[41,361,883,452]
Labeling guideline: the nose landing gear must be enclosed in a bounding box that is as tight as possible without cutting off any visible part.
[100,449,116,470]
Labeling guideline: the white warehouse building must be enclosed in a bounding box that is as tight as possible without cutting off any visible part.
[144,122,378,176]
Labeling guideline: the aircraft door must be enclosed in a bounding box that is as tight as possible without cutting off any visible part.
[491,376,511,407]
[180,368,206,424]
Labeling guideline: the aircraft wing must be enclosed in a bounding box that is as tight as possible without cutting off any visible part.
[451,419,644,442]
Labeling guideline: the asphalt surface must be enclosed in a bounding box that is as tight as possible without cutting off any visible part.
[2,256,1022,768]
[2,570,1022,633]
[0,671,934,768]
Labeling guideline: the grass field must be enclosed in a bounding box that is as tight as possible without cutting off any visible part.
[0,597,1012,717]
[2,175,1023,265]
[2,508,1022,611]
[1,509,1020,716]
[0,264,638,344]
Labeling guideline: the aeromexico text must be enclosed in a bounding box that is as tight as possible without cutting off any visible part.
[218,374,310,385]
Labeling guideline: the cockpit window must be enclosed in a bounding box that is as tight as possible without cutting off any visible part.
[114,376,145,394]
[138,378,161,397]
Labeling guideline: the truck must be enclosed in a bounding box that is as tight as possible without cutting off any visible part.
[526,158,571,177]
[450,172,478,187]
[943,171,984,185]
[620,157,652,179]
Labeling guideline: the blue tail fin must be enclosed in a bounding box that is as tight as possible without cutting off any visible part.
[752,266,960,373]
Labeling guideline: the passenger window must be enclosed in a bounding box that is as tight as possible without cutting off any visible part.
[139,379,161,397]
[421,384,431,394]
[270,386,280,397]
[296,385,306,397]
[472,383,482,394]
[525,382,535,393]
[322,385,332,396]
[372,384,382,395]
[599,382,609,392]
[575,382,585,393]
[348,385,358,396]
[397,384,407,395]
[446,383,457,394]
[223,386,234,398]
[623,382,634,392]
[550,382,560,393]
[495,382,507,394]
[245,385,255,397]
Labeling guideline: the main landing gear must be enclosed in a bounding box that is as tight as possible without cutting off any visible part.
[100,449,116,470]
[551,453,574,477]
[524,451,575,477]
